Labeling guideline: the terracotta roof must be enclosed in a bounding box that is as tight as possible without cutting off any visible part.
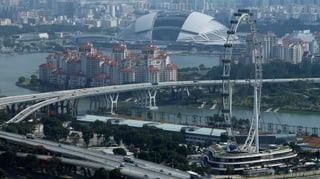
[67,57,81,62]
[146,65,160,72]
[121,67,134,72]
[300,136,320,148]
[86,53,108,61]
[52,69,64,75]
[166,64,177,70]
[71,72,85,76]
[95,73,109,79]
[143,44,159,50]
[113,43,127,50]
[109,61,118,66]
[79,42,93,49]
[40,63,55,69]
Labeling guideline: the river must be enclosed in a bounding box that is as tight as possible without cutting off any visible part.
[0,53,49,96]
[0,52,219,96]
[0,52,319,132]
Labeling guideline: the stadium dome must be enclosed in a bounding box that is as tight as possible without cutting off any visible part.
[118,11,229,45]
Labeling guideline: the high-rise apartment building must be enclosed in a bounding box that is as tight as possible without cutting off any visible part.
[39,42,177,89]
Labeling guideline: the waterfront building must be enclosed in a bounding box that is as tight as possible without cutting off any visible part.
[76,114,225,145]
[39,62,55,82]
[50,70,67,88]
[301,52,320,64]
[261,31,277,62]
[13,32,49,42]
[68,73,87,89]
[39,42,177,88]
[204,145,296,175]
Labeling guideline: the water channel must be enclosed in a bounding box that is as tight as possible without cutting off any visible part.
[0,52,319,135]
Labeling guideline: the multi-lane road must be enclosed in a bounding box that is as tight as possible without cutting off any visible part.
[1,79,319,178]
[2,78,319,106]
[0,130,191,179]
[2,78,320,123]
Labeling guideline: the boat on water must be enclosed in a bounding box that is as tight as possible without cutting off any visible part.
[274,107,280,112]
[265,107,272,112]
[197,102,206,109]
[209,104,216,110]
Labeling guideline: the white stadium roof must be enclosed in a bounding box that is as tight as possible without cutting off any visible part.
[118,11,229,45]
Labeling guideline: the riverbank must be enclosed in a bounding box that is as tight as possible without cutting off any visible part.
[15,82,40,92]
[15,79,320,117]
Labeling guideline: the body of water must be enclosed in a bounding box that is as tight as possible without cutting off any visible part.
[0,52,218,96]
[170,53,220,68]
[0,53,49,96]
[163,105,320,130]
[0,52,319,132]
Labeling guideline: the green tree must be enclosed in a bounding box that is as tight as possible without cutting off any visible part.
[92,167,109,179]
[82,126,94,146]
[69,132,80,145]
[30,74,40,86]
[3,123,34,135]
[0,168,5,178]
[0,151,16,167]
[18,76,26,84]
[24,155,39,172]
[42,116,69,141]
[2,37,14,47]
[113,148,127,156]
[109,168,121,179]
[47,157,62,176]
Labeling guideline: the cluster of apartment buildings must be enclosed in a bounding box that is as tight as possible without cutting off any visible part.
[39,42,177,89]
[250,30,320,64]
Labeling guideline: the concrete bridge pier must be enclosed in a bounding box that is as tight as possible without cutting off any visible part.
[138,88,158,110]
[6,102,30,115]
[89,95,108,113]
[170,87,190,102]
[51,101,67,114]
[180,87,190,101]
[68,99,79,117]
[108,93,119,115]
[6,104,17,115]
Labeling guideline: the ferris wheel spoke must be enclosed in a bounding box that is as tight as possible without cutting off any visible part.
[221,9,262,153]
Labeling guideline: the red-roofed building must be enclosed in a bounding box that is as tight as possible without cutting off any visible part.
[50,69,67,87]
[39,42,177,88]
[120,67,135,84]
[91,73,109,87]
[39,63,56,82]
[146,65,160,82]
[68,72,87,89]
[165,64,177,81]
[112,43,128,63]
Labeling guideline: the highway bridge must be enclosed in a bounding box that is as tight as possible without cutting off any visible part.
[0,78,319,178]
[0,130,191,179]
[1,78,320,124]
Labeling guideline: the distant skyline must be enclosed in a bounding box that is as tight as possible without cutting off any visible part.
[0,0,319,30]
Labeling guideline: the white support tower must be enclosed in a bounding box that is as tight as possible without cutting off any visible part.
[108,93,119,115]
[222,9,263,153]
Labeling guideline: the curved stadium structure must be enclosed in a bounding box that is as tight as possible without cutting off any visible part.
[118,11,229,45]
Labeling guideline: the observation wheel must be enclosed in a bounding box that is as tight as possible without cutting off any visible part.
[221,9,262,153]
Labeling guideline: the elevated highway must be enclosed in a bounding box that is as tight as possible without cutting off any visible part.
[1,78,319,178]
[1,78,320,123]
[0,130,190,179]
